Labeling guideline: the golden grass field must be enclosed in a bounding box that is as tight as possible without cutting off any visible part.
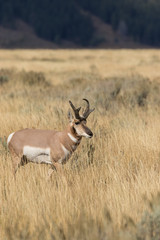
[1,49,160,239]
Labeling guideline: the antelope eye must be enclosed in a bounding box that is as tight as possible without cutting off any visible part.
[75,122,80,125]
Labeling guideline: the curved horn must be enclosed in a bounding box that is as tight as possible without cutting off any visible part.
[82,99,95,119]
[69,100,82,120]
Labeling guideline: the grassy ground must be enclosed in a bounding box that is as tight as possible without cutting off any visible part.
[1,49,160,239]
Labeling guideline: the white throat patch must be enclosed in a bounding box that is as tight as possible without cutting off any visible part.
[67,133,78,143]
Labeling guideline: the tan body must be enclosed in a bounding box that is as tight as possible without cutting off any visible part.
[7,99,94,177]
[8,126,81,174]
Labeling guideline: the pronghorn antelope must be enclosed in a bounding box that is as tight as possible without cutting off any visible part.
[7,99,95,176]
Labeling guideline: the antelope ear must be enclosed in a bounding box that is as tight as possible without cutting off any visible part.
[68,109,73,122]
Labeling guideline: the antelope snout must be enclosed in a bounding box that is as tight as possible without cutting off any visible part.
[87,131,93,138]
[82,125,93,138]
[89,133,93,138]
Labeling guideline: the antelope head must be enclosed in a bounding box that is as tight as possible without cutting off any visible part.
[68,99,95,138]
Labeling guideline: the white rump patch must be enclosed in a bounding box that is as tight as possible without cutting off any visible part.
[7,132,15,145]
[23,146,52,164]
[67,133,78,143]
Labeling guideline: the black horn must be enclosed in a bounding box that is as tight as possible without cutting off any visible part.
[82,99,95,119]
[69,100,82,120]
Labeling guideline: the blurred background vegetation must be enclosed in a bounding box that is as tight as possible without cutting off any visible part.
[0,0,160,47]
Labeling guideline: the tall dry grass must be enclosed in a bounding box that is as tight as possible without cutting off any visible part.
[1,50,160,239]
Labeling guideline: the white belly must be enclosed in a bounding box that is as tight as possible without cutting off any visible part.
[23,146,52,164]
